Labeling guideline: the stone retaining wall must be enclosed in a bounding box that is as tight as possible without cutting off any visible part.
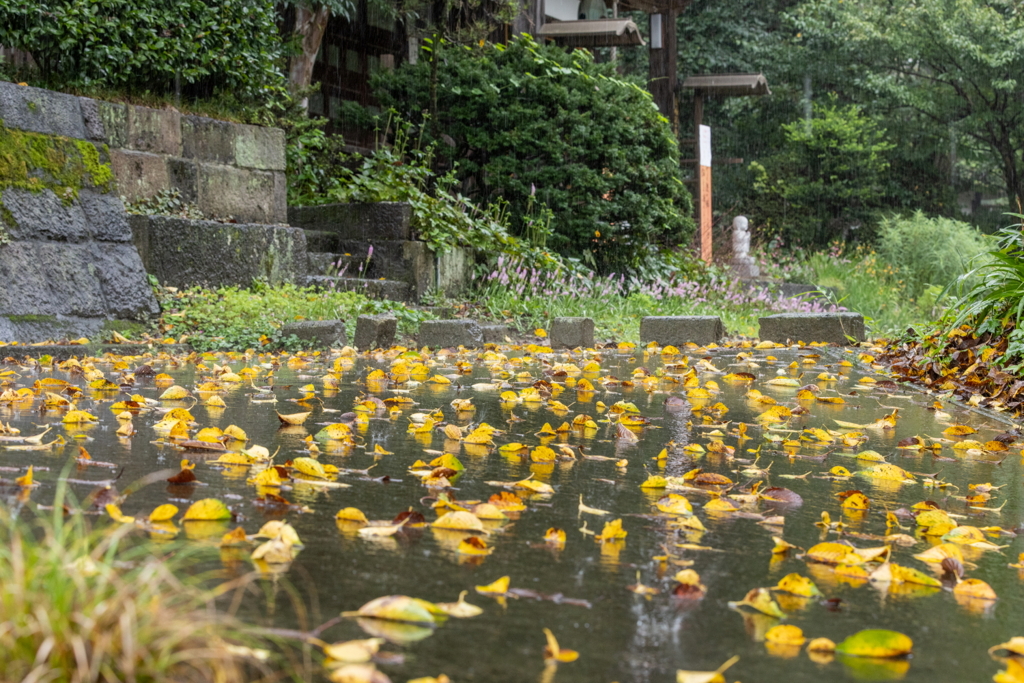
[129,215,308,289]
[0,81,286,224]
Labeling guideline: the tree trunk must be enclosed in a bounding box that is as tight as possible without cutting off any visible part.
[289,4,332,113]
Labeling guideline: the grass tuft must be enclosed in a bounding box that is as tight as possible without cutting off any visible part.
[0,488,283,683]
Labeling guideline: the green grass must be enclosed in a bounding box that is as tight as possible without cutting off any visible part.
[469,258,844,340]
[0,486,287,682]
[158,282,434,351]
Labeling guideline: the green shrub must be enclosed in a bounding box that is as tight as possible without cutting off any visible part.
[749,98,894,248]
[288,117,563,267]
[372,36,694,273]
[947,216,1024,333]
[0,0,284,99]
[876,211,991,299]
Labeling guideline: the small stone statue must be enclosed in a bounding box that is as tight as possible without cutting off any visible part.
[730,215,759,279]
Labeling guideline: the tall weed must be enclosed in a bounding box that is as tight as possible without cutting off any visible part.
[876,211,991,299]
[0,487,284,682]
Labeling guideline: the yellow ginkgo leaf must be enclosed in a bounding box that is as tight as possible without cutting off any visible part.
[277,411,310,425]
[148,504,179,521]
[183,498,232,521]
[475,576,510,595]
[63,410,98,424]
[159,385,190,400]
[105,503,135,524]
[542,628,579,663]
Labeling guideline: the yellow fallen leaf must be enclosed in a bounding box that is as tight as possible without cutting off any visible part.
[475,576,510,596]
[148,504,178,521]
[183,498,232,521]
[542,628,579,663]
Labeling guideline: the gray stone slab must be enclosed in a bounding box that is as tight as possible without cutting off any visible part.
[354,314,398,350]
[126,105,181,155]
[0,241,112,317]
[167,158,199,203]
[130,215,307,289]
[304,276,413,302]
[289,202,412,241]
[481,324,512,344]
[640,316,724,347]
[1,188,90,242]
[234,123,286,171]
[78,190,132,242]
[90,242,160,318]
[79,97,128,146]
[418,319,483,349]
[0,81,85,138]
[550,317,595,349]
[758,312,865,345]
[109,150,170,202]
[280,320,347,349]
[0,316,108,344]
[196,163,282,224]
[181,115,236,165]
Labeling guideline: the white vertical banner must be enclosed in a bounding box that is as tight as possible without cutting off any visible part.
[699,124,711,168]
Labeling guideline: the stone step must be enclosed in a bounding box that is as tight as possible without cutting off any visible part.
[289,202,412,242]
[307,252,379,277]
[304,275,413,302]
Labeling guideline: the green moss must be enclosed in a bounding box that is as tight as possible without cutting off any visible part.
[6,314,56,323]
[74,141,114,187]
[0,124,115,206]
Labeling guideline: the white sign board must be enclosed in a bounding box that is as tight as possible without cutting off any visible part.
[699,124,711,167]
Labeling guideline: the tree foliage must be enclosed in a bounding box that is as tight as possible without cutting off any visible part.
[795,0,1024,206]
[373,36,694,273]
[0,0,284,99]
[748,100,893,247]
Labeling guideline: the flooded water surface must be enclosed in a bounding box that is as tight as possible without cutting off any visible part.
[2,343,1023,683]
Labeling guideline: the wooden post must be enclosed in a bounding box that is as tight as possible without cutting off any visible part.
[648,3,679,134]
[698,123,712,263]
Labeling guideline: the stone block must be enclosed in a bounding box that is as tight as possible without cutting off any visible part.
[130,215,308,289]
[234,123,286,171]
[196,163,280,224]
[167,158,199,203]
[0,315,108,344]
[109,150,170,202]
[79,97,127,146]
[272,171,287,223]
[436,247,471,297]
[89,242,160,318]
[181,116,236,165]
[481,324,512,344]
[418,319,483,348]
[304,276,412,302]
[758,312,865,345]
[550,317,595,349]
[0,82,85,138]
[78,190,132,242]
[1,188,90,242]
[126,105,182,155]
[354,314,398,350]
[0,241,112,317]
[640,316,724,347]
[289,202,412,241]
[280,320,347,349]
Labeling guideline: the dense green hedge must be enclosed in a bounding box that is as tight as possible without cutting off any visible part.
[0,0,283,98]
[373,36,694,273]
